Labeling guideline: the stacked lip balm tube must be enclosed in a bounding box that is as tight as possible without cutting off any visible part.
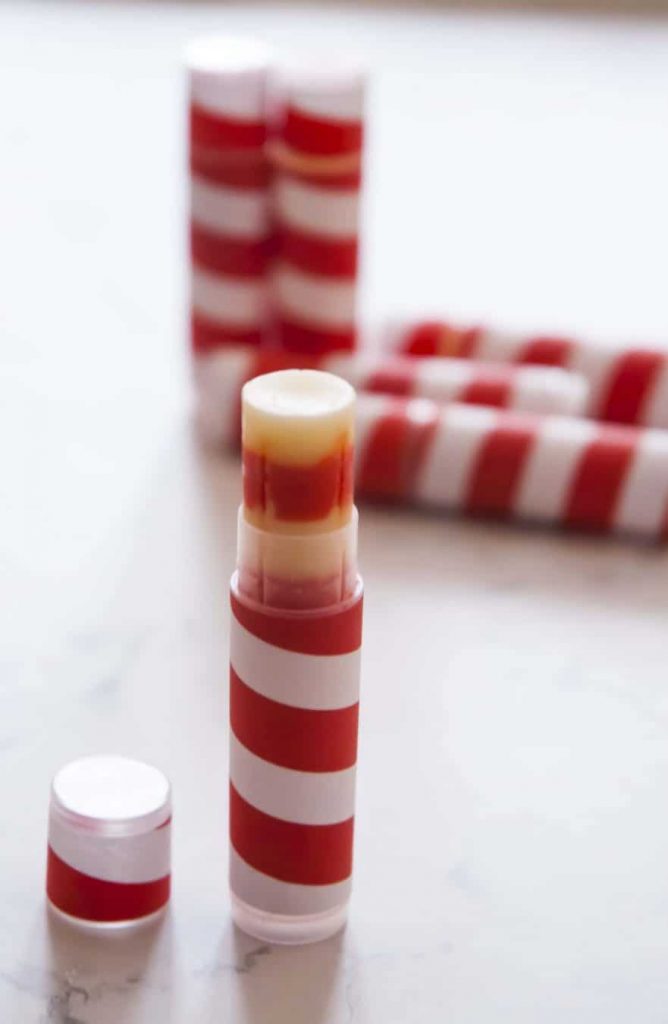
[187,40,364,361]
[188,37,273,354]
[188,37,668,545]
[270,65,364,355]
[381,318,668,430]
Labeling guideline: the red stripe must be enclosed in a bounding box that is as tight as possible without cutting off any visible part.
[242,446,353,521]
[230,585,363,655]
[399,322,480,358]
[245,351,322,376]
[563,425,637,531]
[190,147,270,190]
[281,106,362,157]
[230,668,358,772]
[364,359,418,398]
[190,104,267,149]
[230,784,353,885]
[356,400,440,500]
[596,350,667,425]
[191,313,264,355]
[276,225,358,278]
[465,414,537,516]
[191,224,272,277]
[460,367,514,408]
[46,848,170,923]
[274,315,357,355]
[277,165,362,191]
[400,322,443,356]
[518,336,573,367]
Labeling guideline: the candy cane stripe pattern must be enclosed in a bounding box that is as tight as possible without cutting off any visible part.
[382,319,668,429]
[355,394,668,538]
[229,369,363,944]
[270,65,365,354]
[46,757,172,926]
[193,346,588,450]
[187,38,272,355]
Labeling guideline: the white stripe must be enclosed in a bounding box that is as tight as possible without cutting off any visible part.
[353,392,388,476]
[515,416,597,522]
[230,734,356,826]
[49,814,170,885]
[415,358,474,403]
[615,430,668,537]
[511,366,589,416]
[321,352,365,389]
[641,363,668,429]
[192,268,267,327]
[230,616,360,710]
[194,348,250,446]
[229,847,352,916]
[186,38,270,121]
[191,177,270,239]
[280,66,365,122]
[568,339,618,416]
[474,328,525,362]
[273,265,355,329]
[415,404,497,507]
[274,177,359,238]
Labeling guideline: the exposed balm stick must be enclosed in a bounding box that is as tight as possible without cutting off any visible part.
[355,393,668,540]
[229,369,363,943]
[382,319,668,430]
[194,347,588,449]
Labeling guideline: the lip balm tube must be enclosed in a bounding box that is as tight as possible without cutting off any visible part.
[380,318,668,430]
[193,346,588,448]
[269,63,365,355]
[229,369,363,944]
[186,36,273,357]
[354,392,668,541]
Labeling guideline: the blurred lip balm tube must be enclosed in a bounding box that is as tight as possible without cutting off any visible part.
[353,393,668,541]
[193,346,589,449]
[186,36,273,356]
[380,318,668,430]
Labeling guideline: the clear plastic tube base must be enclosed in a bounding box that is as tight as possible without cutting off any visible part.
[231,893,349,945]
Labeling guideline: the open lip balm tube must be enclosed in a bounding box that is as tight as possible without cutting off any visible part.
[229,369,363,944]
[46,756,172,929]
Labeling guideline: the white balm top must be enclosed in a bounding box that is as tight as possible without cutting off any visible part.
[242,369,355,465]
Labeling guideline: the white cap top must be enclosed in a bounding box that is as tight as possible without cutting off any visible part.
[274,60,366,121]
[186,35,271,121]
[51,756,171,837]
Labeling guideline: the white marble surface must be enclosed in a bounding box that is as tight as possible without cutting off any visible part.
[2,2,668,1021]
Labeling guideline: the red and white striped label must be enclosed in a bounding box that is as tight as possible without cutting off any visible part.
[46,814,171,923]
[229,583,362,917]
[384,321,668,429]
[355,395,668,539]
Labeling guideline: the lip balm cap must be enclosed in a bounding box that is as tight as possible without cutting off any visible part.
[50,756,171,837]
[46,756,172,927]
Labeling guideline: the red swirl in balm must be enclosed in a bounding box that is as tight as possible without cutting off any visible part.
[230,369,363,944]
[241,369,355,534]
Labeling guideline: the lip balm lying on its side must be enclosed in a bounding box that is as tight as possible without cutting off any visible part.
[229,369,363,944]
